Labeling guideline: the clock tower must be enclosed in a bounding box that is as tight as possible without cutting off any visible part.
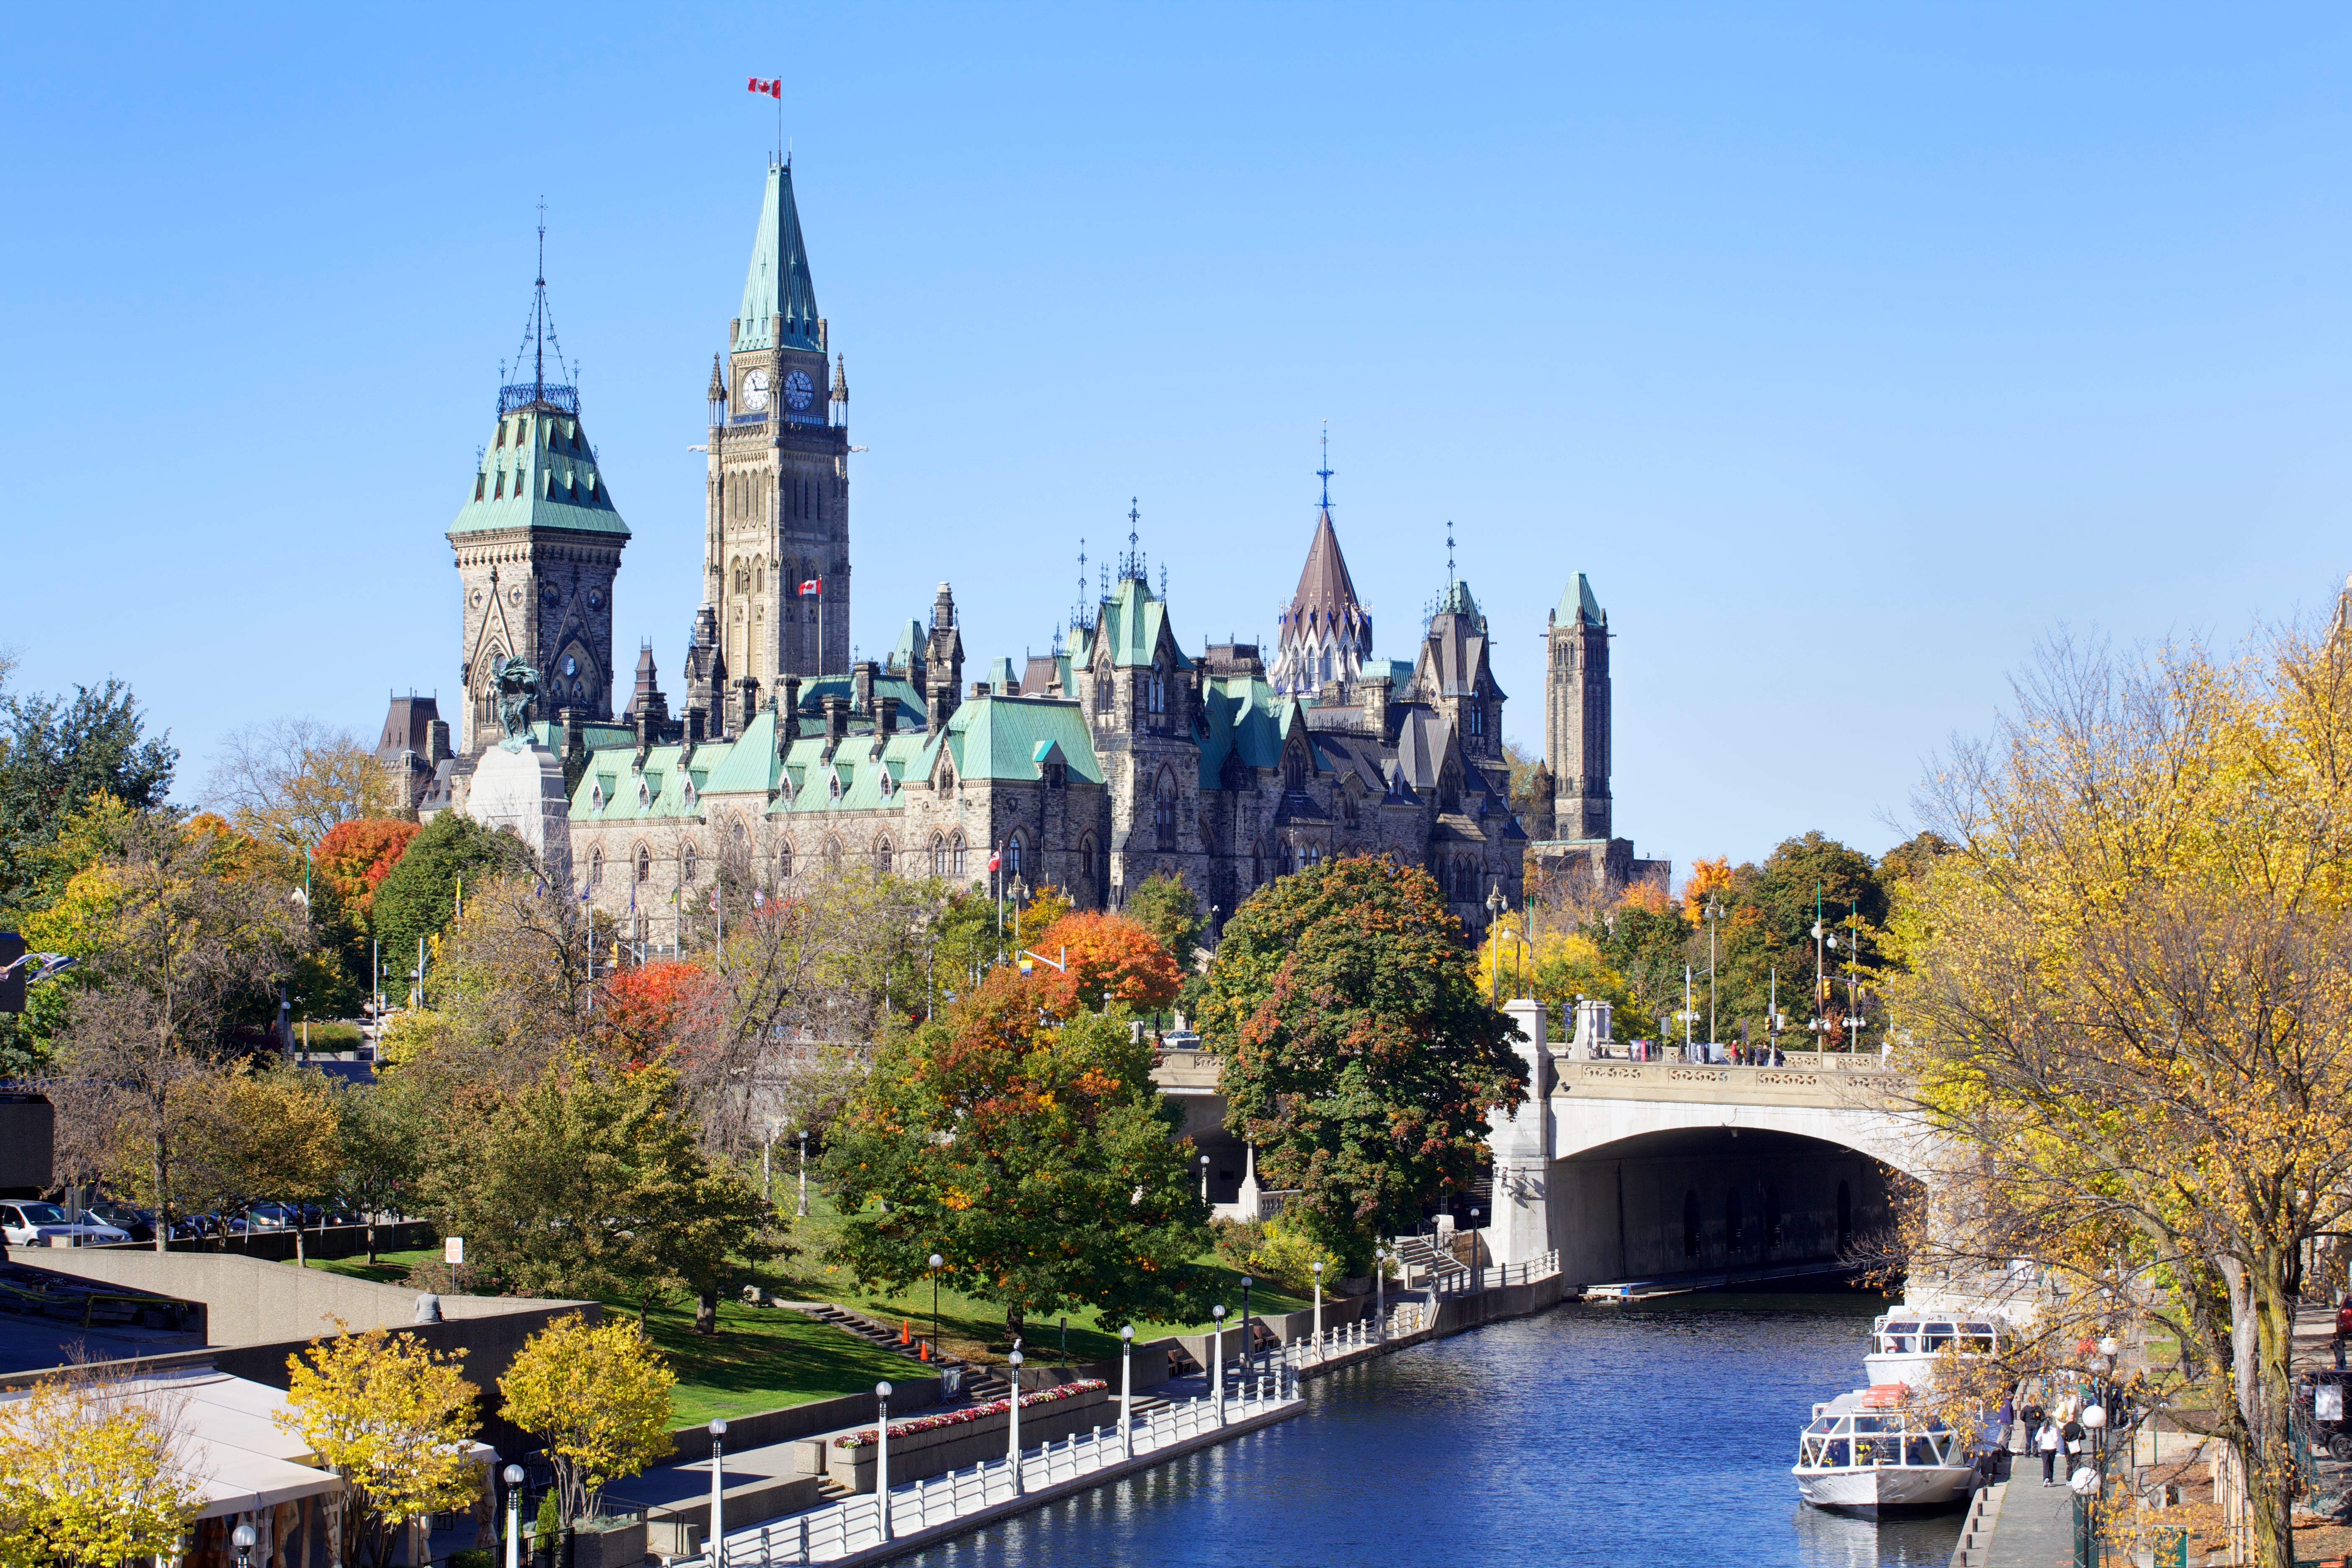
[704,156,850,716]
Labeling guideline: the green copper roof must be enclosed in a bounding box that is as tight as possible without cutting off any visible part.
[1557,573,1605,627]
[1434,578,1480,620]
[939,696,1104,785]
[451,404,629,538]
[1092,577,1192,671]
[1197,675,1288,787]
[736,162,822,354]
[886,619,926,676]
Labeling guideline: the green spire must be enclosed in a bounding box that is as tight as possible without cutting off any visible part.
[1555,573,1606,627]
[737,160,821,353]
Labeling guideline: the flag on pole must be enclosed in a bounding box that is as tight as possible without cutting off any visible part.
[748,77,783,98]
[798,578,822,597]
[988,851,1001,873]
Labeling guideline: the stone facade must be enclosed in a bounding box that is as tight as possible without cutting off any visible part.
[1522,573,1669,896]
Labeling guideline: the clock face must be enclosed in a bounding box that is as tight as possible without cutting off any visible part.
[784,369,815,411]
[741,369,771,410]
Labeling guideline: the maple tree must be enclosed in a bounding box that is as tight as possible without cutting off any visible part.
[822,965,1210,1341]
[278,1323,482,1568]
[1202,854,1524,1272]
[499,1313,675,1525]
[313,817,421,924]
[1027,910,1183,1015]
[595,959,708,1065]
[187,1062,341,1262]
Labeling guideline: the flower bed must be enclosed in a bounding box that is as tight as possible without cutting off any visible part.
[833,1379,1108,1449]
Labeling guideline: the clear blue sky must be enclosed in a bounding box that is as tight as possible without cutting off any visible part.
[6,5,2348,877]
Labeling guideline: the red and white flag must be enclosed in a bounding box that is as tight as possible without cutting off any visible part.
[988,851,1001,873]
[798,578,822,597]
[748,77,783,99]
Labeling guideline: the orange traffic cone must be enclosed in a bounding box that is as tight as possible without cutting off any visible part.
[901,1318,912,1345]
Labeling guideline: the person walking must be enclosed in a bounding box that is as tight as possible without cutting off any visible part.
[2037,1418,2063,1484]
[2061,1413,2086,1475]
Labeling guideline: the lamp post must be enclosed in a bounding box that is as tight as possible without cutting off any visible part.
[233,1522,257,1568]
[874,1381,893,1540]
[1211,1304,1226,1424]
[1311,1259,1323,1348]
[503,1463,526,1568]
[797,1130,809,1218]
[706,1417,727,1564]
[1485,885,1507,1003]
[1467,1205,1482,1288]
[1374,1247,1387,1342]
[1119,1325,1135,1459]
[928,1253,944,1364]
[1703,895,1724,1052]
[1007,1350,1025,1493]
[1199,1152,1211,1204]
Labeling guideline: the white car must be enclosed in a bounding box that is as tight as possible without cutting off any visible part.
[0,1202,130,1248]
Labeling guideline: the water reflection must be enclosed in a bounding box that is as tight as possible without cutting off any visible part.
[898,1292,1963,1568]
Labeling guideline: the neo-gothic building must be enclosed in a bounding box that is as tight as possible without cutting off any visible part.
[390,158,1664,941]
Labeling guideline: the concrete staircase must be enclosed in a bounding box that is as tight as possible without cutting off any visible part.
[791,1301,1014,1402]
[1390,1234,1468,1289]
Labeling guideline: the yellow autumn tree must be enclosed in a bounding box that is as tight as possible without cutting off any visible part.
[188,1063,341,1262]
[277,1323,480,1568]
[498,1313,675,1525]
[1891,622,2352,1568]
[0,1369,210,1568]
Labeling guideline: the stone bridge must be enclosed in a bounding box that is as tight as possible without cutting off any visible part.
[1152,999,1931,1294]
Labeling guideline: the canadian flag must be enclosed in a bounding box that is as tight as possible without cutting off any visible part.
[988,852,1001,873]
[748,77,783,99]
[798,578,821,597]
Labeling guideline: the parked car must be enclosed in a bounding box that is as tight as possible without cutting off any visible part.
[245,1203,302,1231]
[82,1200,156,1243]
[0,1202,129,1248]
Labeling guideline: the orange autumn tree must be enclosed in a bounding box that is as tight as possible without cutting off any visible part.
[1028,910,1184,1016]
[596,960,709,1065]
[1679,855,1732,923]
[313,818,421,926]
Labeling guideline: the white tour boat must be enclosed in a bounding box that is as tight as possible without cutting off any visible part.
[1862,1308,2001,1390]
[1792,1384,1976,1516]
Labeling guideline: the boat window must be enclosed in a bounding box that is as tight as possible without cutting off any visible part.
[1881,1333,1914,1354]
[1851,1416,1889,1433]
[1963,1322,1994,1335]
[1807,1417,1837,1435]
[1824,1439,1850,1466]
[1886,1321,1919,1335]
[1923,1323,1955,1348]
[1904,1437,1936,1465]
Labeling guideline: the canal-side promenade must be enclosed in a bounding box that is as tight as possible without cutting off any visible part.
[679,1259,1572,1567]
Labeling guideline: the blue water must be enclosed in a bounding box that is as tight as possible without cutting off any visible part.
[896,1293,1962,1568]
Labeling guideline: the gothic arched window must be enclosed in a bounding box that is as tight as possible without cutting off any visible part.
[874,837,892,874]
[682,843,697,883]
[1006,834,1025,879]
[1081,836,1097,887]
[635,844,652,883]
[588,847,603,887]
[951,833,967,878]
[824,836,843,870]
[778,840,794,880]
[1154,770,1177,850]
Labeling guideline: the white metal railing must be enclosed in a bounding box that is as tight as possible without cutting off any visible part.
[673,1376,1299,1566]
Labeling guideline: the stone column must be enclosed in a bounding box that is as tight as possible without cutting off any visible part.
[1488,998,1553,1266]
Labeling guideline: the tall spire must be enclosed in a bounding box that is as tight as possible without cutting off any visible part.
[1317,422,1333,514]
[500,200,577,415]
[736,160,822,353]
[1269,443,1373,696]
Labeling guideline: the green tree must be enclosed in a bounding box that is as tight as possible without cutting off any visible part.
[0,680,176,919]
[423,1060,787,1331]
[371,812,534,993]
[822,967,1211,1342]
[1123,872,1203,970]
[330,1077,425,1264]
[1201,855,1525,1273]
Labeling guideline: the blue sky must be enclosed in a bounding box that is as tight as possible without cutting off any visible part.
[5,4,2348,876]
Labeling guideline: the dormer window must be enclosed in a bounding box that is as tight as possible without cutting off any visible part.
[829,771,843,800]
[589,781,604,811]
[683,779,698,809]
[637,779,651,808]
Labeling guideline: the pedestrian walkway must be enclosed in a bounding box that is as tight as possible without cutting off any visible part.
[1978,1465,2078,1568]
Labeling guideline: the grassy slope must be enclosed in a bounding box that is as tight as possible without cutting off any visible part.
[299,1249,914,1425]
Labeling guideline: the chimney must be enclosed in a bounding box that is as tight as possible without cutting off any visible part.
[877,695,900,736]
[1363,673,1392,738]
[738,677,761,734]
[822,696,849,750]
[684,706,706,750]
[634,710,652,765]
[428,718,453,764]
[779,675,803,743]
[852,660,877,715]
[972,681,990,699]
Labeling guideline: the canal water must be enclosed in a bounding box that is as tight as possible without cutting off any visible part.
[898,1291,1961,1568]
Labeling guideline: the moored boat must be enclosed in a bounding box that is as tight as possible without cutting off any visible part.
[1862,1307,2001,1391]
[1792,1383,1975,1516]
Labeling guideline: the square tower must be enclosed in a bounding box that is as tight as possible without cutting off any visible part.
[1545,574,1611,842]
[705,158,851,691]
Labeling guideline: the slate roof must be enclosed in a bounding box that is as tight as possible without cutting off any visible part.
[449,404,628,538]
[735,162,823,355]
[1284,510,1369,638]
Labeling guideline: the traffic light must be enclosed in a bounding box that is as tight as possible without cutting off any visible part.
[0,932,23,1015]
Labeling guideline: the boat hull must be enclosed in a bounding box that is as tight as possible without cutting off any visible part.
[1794,1463,1974,1516]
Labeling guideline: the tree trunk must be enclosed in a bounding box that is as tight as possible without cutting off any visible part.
[695,1290,717,1335]
[2223,1255,2299,1568]
[294,1221,305,1268]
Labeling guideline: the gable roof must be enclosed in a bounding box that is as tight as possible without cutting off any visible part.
[1091,577,1192,671]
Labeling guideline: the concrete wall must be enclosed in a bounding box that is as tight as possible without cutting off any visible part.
[1546,1127,1891,1285]
[85,1221,436,1264]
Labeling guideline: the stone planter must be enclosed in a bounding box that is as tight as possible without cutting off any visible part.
[567,1518,645,1568]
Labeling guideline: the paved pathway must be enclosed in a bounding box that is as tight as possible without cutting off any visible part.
[1983,1464,2078,1568]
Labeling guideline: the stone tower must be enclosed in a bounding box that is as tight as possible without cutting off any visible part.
[1545,573,1611,842]
[705,157,850,694]
[449,247,628,755]
[1268,454,1372,697]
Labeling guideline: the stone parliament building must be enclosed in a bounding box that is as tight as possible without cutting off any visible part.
[380,158,1665,946]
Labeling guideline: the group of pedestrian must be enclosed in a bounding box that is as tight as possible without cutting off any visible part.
[2022,1398,2088,1487]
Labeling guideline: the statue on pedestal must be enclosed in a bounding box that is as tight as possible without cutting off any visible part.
[491,658,541,753]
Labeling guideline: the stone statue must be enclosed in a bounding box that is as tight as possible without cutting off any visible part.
[491,657,541,753]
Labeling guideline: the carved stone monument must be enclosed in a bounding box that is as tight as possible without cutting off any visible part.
[461,658,572,888]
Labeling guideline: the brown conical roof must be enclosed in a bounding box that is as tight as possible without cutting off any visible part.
[1288,508,1365,627]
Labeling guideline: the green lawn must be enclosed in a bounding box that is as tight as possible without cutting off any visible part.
[771,1194,1314,1367]
[297,1248,913,1425]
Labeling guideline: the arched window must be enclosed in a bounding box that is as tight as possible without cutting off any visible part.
[635,844,651,883]
[1081,836,1097,887]
[1283,743,1307,792]
[1251,841,1264,885]
[588,847,603,887]
[753,559,765,592]
[1154,770,1177,850]
[824,836,843,870]
[1683,1189,1702,1258]
[874,836,892,874]
[682,843,697,883]
[1006,834,1024,879]
[778,840,794,880]
[930,833,946,877]
[951,833,967,878]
